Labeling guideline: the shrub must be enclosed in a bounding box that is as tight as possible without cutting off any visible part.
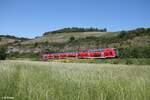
[69,36,75,42]
[112,60,119,64]
[0,46,7,60]
[125,59,133,65]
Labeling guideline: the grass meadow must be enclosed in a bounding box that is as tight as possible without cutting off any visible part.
[0,60,150,100]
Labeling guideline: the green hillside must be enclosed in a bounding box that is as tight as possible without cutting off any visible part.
[21,31,115,45]
[19,27,150,55]
[19,27,149,49]
[2,27,149,48]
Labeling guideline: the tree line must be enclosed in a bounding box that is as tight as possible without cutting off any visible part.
[43,27,107,35]
[0,35,30,41]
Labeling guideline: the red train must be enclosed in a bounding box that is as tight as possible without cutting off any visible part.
[42,48,118,60]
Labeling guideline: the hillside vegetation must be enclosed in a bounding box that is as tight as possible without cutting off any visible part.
[21,27,150,48]
[22,31,114,45]
[0,35,29,45]
[43,27,107,35]
[21,27,108,45]
[0,60,150,100]
[2,27,149,48]
[1,27,150,60]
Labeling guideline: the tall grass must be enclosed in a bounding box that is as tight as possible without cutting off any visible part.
[51,58,150,65]
[0,60,150,100]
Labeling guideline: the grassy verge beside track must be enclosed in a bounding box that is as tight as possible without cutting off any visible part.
[49,58,150,65]
[0,60,150,100]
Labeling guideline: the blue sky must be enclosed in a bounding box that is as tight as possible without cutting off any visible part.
[0,0,150,38]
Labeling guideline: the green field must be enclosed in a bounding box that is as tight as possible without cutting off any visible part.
[0,60,150,100]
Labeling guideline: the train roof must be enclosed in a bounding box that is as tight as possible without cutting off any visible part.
[46,48,117,54]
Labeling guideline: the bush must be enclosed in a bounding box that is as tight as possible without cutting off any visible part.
[69,36,75,42]
[112,60,119,64]
[7,52,39,60]
[118,46,150,58]
[0,46,7,60]
[125,59,133,65]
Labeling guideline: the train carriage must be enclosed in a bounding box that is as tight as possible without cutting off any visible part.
[42,48,118,60]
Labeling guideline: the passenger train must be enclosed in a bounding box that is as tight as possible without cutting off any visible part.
[42,48,118,60]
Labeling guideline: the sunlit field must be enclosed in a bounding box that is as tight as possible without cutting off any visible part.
[0,60,150,100]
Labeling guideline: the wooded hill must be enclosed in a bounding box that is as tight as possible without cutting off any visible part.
[43,27,107,35]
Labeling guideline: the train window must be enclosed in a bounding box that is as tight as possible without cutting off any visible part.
[110,52,112,55]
